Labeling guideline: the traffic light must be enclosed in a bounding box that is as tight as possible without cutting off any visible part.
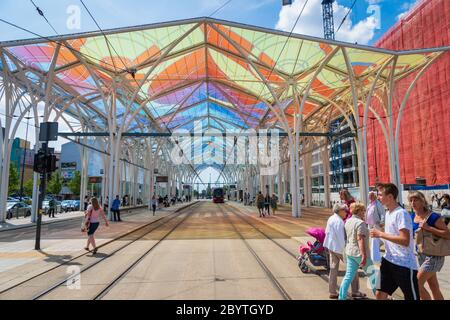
[33,150,47,174]
[47,154,58,172]
[33,150,58,174]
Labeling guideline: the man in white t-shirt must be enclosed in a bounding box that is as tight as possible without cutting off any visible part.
[370,183,419,300]
[324,202,362,299]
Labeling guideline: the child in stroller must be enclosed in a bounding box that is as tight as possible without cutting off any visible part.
[297,227,330,273]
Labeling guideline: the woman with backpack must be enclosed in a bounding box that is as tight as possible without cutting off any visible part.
[409,191,450,300]
[83,197,109,254]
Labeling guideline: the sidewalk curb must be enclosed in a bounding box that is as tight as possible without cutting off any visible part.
[0,205,147,233]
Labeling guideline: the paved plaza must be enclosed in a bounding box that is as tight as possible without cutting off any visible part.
[1,201,448,300]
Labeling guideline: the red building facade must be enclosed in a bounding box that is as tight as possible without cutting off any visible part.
[366,0,450,186]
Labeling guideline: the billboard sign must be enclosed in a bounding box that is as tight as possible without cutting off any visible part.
[156,176,168,183]
[61,162,77,180]
[88,176,102,184]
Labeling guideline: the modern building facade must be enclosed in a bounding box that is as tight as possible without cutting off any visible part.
[301,0,450,208]
[368,0,450,188]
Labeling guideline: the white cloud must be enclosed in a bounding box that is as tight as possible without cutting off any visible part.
[396,0,420,21]
[275,0,379,45]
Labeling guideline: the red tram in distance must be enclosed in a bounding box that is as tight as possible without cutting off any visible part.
[212,188,224,203]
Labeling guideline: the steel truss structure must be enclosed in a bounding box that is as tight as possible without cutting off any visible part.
[0,17,448,221]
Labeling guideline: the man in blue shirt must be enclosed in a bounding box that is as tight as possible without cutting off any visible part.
[111,195,121,222]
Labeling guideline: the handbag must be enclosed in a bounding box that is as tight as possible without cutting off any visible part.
[81,209,91,233]
[416,213,450,256]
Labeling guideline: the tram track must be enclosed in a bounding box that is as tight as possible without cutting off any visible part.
[0,201,199,299]
[32,202,200,300]
[92,202,200,300]
[226,204,329,281]
[226,204,401,300]
[216,204,292,300]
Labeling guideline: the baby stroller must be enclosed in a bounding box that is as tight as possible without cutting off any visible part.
[297,227,330,273]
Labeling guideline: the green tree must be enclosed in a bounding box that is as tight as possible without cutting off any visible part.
[8,164,19,196]
[23,179,35,196]
[68,171,81,196]
[47,173,62,195]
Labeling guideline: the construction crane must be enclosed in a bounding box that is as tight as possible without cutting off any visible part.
[322,0,335,40]
[282,0,336,40]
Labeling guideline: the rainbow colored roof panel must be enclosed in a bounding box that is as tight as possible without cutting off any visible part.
[0,17,446,168]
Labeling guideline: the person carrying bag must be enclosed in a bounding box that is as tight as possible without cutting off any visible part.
[82,197,109,254]
[416,214,450,257]
[409,191,450,300]
[81,207,92,233]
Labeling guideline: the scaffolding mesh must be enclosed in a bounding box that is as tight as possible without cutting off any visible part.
[367,0,450,186]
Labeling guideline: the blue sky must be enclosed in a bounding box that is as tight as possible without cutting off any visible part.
[0,0,421,45]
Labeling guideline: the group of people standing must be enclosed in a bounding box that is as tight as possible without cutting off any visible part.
[324,183,450,300]
[255,192,278,217]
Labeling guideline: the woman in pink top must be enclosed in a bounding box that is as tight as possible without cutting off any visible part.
[339,189,355,221]
[84,197,109,254]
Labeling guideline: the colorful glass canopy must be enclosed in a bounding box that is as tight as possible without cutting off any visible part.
[0,17,445,171]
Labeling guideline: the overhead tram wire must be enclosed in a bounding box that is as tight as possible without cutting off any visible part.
[25,1,192,176]
[213,0,310,185]
[77,0,207,186]
[79,0,118,72]
[209,0,233,17]
[0,18,129,74]
[335,0,357,36]
[29,0,59,35]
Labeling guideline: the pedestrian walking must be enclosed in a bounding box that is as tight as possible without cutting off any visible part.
[270,193,278,215]
[103,196,109,212]
[370,183,420,300]
[48,198,56,218]
[83,197,109,254]
[324,203,362,299]
[339,189,355,221]
[256,192,265,217]
[339,202,376,300]
[409,191,450,300]
[84,195,89,211]
[441,194,450,225]
[264,193,271,216]
[151,195,158,216]
[366,191,385,263]
[111,195,122,222]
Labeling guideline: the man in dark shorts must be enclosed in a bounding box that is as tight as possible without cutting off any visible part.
[370,183,419,300]
[256,192,265,217]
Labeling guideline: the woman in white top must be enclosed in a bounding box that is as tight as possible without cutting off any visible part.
[324,203,363,299]
[84,197,109,254]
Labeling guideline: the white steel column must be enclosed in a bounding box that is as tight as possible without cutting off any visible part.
[107,136,117,220]
[322,145,331,208]
[278,163,284,205]
[0,79,12,222]
[342,48,370,205]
